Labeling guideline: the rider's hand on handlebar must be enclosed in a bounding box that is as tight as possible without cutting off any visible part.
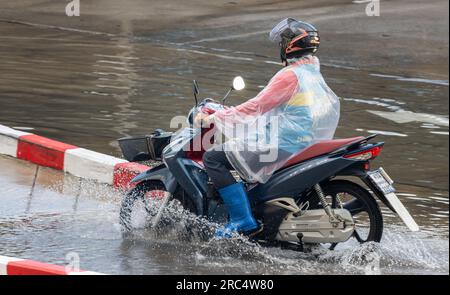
[194,112,214,128]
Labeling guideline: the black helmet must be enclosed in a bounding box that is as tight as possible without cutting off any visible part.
[269,18,320,63]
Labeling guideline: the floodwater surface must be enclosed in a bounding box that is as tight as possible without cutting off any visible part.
[0,155,448,274]
[0,0,448,274]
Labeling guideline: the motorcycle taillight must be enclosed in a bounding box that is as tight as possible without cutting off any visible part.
[344,146,383,161]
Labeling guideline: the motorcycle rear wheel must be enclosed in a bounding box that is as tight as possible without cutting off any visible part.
[312,180,383,249]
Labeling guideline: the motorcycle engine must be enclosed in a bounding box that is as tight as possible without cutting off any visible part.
[276,209,355,244]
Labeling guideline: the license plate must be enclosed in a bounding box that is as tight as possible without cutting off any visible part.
[368,168,419,232]
[368,168,396,194]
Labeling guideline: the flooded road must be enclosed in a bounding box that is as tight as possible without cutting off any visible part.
[0,0,448,274]
[0,155,448,274]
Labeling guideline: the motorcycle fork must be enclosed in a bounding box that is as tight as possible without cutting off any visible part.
[150,192,173,228]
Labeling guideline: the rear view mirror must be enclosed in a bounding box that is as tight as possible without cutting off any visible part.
[232,76,245,91]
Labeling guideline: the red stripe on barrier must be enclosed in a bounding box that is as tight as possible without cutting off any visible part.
[17,134,77,170]
[7,260,71,275]
[113,162,149,189]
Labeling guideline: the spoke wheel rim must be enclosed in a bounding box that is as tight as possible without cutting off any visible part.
[328,192,372,249]
[129,189,167,230]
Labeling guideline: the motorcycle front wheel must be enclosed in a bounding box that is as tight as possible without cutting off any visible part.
[119,180,196,233]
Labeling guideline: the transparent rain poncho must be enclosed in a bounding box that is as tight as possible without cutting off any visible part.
[213,55,340,183]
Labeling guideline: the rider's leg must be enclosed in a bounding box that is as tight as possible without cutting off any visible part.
[203,146,259,237]
[202,146,236,189]
[214,182,259,237]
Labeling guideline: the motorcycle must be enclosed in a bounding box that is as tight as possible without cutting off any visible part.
[118,76,419,250]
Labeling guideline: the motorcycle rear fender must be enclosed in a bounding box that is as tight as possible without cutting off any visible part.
[362,173,396,213]
[129,164,178,194]
[336,161,397,213]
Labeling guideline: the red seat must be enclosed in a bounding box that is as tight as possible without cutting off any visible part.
[282,137,364,168]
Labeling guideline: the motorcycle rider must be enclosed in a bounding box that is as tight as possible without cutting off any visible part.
[195,18,340,237]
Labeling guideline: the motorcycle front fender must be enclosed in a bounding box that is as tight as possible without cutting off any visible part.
[129,164,178,194]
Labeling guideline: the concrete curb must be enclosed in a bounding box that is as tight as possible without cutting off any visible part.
[0,124,149,189]
[0,124,141,275]
[0,255,104,275]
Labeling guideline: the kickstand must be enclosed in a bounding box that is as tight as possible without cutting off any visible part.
[296,233,304,252]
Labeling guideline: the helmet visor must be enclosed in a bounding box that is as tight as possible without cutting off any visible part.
[269,18,317,43]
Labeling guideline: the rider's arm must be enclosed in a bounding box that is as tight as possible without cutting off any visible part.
[213,70,298,123]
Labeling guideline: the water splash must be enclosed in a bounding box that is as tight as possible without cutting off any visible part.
[132,200,449,274]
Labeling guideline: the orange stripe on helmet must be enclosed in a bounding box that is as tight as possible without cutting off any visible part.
[286,30,309,53]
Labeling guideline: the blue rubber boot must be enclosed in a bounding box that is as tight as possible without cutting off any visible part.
[215,182,259,238]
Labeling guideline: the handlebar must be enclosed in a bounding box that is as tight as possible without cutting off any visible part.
[188,98,227,125]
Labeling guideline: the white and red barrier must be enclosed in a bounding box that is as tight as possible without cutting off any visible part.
[0,124,148,189]
[0,255,103,275]
[0,124,138,275]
